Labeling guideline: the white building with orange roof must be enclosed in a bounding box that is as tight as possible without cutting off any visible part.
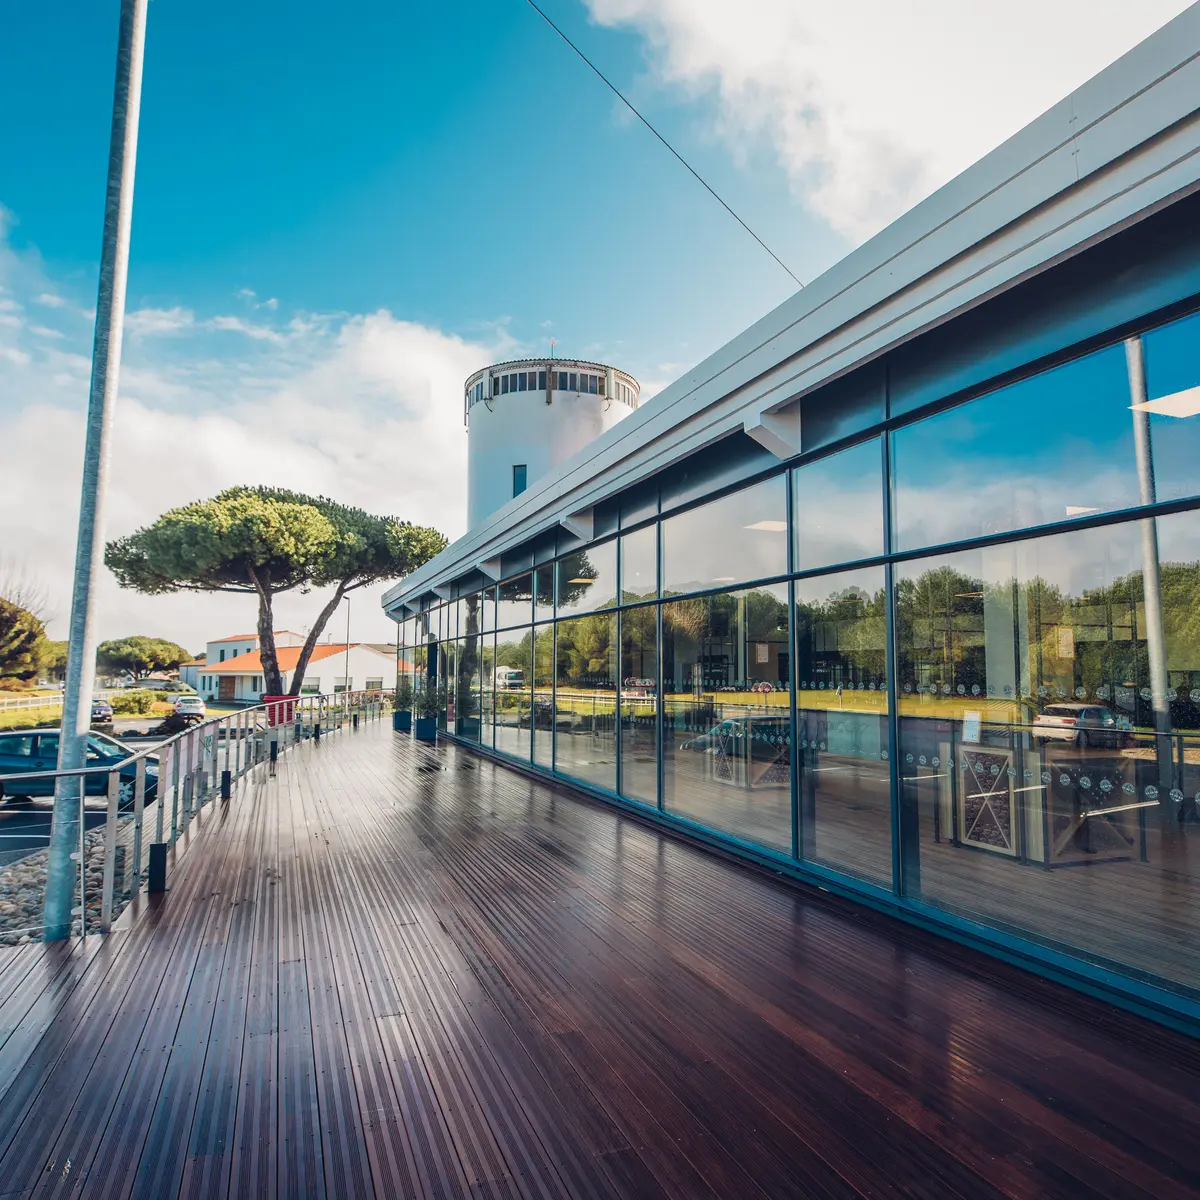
[196,640,395,704]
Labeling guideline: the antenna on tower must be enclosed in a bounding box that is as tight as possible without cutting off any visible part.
[549,337,557,358]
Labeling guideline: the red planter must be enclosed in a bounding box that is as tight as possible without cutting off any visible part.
[262,694,297,726]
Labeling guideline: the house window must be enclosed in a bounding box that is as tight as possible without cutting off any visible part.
[334,676,350,693]
[219,648,226,662]
[589,374,598,394]
[537,370,546,390]
[501,374,509,394]
[301,677,320,694]
[492,376,499,396]
[569,372,577,391]
[513,464,527,497]
[557,371,567,389]
[365,677,383,690]
[518,372,527,391]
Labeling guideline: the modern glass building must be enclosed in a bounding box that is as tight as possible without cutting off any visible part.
[385,11,1200,1033]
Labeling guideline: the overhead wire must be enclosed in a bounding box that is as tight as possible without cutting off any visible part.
[522,0,804,289]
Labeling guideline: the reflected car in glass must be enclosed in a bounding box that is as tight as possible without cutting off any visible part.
[1032,704,1131,748]
[679,714,791,759]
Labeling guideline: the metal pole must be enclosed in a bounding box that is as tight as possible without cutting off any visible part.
[345,594,352,696]
[1125,338,1174,789]
[44,0,150,941]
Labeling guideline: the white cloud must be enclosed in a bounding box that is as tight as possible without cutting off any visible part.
[0,229,502,649]
[585,0,1193,241]
[35,293,66,308]
[124,305,195,336]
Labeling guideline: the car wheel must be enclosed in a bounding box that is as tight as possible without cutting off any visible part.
[118,779,137,809]
[1075,731,1089,749]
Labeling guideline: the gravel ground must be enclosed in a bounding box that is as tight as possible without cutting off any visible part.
[0,830,132,944]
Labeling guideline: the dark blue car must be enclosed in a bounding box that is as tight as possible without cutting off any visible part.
[0,728,159,808]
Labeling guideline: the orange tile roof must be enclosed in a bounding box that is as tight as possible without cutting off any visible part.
[198,643,379,674]
[208,630,302,643]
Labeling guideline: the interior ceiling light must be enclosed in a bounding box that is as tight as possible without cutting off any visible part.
[744,520,788,532]
[712,576,736,582]
[1130,386,1200,418]
[1065,505,1099,516]
[567,577,597,584]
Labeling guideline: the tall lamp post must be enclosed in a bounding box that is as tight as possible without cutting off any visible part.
[43,0,150,940]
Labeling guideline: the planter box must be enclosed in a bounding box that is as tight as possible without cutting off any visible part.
[393,709,412,733]
[414,716,437,742]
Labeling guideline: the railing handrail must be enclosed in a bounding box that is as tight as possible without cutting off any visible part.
[0,688,391,784]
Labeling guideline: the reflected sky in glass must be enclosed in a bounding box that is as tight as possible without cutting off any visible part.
[794,438,883,570]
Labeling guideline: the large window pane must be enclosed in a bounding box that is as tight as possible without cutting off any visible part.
[554,614,617,791]
[497,574,533,629]
[437,640,452,732]
[455,633,482,742]
[619,605,658,806]
[532,625,555,765]
[895,514,1200,995]
[533,565,554,622]
[661,476,788,597]
[556,542,618,615]
[494,628,532,760]
[480,587,495,634]
[794,568,891,885]
[662,584,791,853]
[891,345,1140,551]
[794,439,883,570]
[620,524,658,602]
[1142,309,1200,505]
[479,633,495,747]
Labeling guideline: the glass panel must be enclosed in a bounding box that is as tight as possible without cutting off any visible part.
[554,614,617,791]
[1142,310,1200,505]
[518,372,527,391]
[895,512,1200,995]
[619,605,658,806]
[662,583,791,853]
[794,439,883,570]
[497,573,533,629]
[455,632,482,742]
[533,564,555,623]
[480,586,495,634]
[661,476,787,597]
[891,345,1139,551]
[794,567,891,885]
[479,633,495,747]
[437,640,452,732]
[532,625,555,765]
[556,542,618,615]
[620,524,658,602]
[493,628,532,760]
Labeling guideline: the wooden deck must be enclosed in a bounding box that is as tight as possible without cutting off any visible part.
[0,722,1198,1199]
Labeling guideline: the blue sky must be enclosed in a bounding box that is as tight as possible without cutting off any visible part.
[0,0,1192,647]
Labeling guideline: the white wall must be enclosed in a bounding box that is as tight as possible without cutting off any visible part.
[467,383,632,529]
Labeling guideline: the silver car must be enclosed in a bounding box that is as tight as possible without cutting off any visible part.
[1032,703,1130,749]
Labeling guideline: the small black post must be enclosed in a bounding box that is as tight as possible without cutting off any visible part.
[353,712,359,731]
[269,738,278,777]
[148,842,168,893]
[314,722,321,741]
[220,769,231,800]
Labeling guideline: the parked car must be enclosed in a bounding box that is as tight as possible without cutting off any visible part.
[679,714,791,760]
[0,728,158,807]
[1033,703,1131,748]
[91,698,114,723]
[173,695,207,722]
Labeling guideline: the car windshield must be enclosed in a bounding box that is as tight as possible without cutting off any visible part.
[1042,706,1084,717]
[87,732,129,762]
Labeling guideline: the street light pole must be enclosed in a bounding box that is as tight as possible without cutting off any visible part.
[44,0,150,940]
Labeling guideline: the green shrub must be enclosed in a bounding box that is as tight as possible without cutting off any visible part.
[110,689,156,715]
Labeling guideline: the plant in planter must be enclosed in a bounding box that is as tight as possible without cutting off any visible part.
[413,684,444,742]
[392,677,414,732]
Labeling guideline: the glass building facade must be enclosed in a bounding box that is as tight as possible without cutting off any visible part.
[395,304,1200,1024]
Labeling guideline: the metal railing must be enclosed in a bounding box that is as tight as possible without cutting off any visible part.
[0,689,390,944]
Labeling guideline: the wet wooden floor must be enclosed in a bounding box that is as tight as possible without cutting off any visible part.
[0,720,1198,1199]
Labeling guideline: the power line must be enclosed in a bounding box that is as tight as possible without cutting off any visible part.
[522,0,803,289]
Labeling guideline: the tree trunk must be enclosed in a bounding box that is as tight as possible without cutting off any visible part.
[288,580,349,696]
[247,565,284,694]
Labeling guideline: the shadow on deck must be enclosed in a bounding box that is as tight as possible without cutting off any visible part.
[0,721,1198,1198]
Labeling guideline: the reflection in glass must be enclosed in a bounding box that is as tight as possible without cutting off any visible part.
[661,476,787,597]
[661,583,791,852]
[478,632,495,747]
[494,628,532,760]
[794,439,883,570]
[437,639,452,732]
[794,568,891,884]
[455,627,482,742]
[619,605,658,805]
[556,542,618,615]
[1141,310,1200,506]
[497,574,533,629]
[554,614,617,791]
[532,625,555,765]
[891,345,1139,551]
[533,565,555,622]
[480,586,495,634]
[895,514,1200,993]
[620,524,658,602]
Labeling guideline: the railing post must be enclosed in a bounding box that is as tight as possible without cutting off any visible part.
[131,755,146,891]
[155,740,168,844]
[100,768,120,932]
[223,712,231,774]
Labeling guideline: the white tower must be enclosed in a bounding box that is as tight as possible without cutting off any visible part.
[464,358,640,529]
